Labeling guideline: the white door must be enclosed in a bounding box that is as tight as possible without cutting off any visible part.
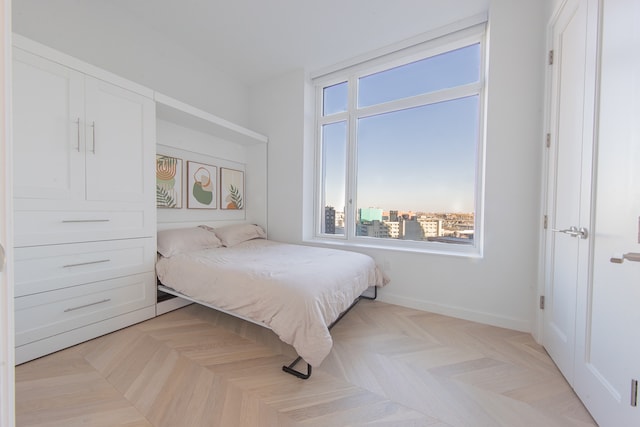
[0,0,14,424]
[84,76,154,203]
[543,0,598,385]
[12,48,85,201]
[573,0,640,425]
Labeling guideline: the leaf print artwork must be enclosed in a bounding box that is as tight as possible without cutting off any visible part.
[220,168,244,210]
[156,155,182,208]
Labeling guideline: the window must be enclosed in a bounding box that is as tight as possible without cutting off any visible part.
[315,25,486,255]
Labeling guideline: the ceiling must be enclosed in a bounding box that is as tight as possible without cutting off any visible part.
[109,0,489,85]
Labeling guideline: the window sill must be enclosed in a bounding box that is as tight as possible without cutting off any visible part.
[303,236,483,259]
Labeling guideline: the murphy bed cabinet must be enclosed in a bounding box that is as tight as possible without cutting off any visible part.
[12,37,157,364]
[153,93,268,315]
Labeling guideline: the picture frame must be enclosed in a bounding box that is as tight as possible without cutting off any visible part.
[220,168,244,210]
[156,154,182,208]
[187,161,217,209]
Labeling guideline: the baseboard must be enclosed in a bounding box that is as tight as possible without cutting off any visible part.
[378,293,531,333]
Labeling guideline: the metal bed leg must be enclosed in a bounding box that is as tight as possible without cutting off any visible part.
[282,356,312,379]
[281,286,378,380]
[359,285,377,301]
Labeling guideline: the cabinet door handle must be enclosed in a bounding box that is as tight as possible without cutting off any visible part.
[63,259,110,268]
[64,298,111,313]
[91,121,96,154]
[61,219,110,223]
[75,117,81,152]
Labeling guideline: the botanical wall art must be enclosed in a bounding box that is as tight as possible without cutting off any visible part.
[187,161,217,209]
[220,168,244,210]
[156,154,182,208]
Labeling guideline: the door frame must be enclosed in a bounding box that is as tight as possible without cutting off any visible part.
[535,0,564,345]
[0,0,14,426]
[535,0,599,347]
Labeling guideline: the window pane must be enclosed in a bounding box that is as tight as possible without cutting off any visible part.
[358,44,480,108]
[321,121,347,235]
[356,96,478,243]
[323,81,348,116]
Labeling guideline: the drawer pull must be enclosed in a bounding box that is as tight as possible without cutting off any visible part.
[63,259,110,268]
[62,219,110,223]
[64,298,111,313]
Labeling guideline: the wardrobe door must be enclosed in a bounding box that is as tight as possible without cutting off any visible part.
[84,76,155,204]
[12,48,85,201]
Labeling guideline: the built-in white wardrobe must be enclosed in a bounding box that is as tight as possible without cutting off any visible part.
[12,36,157,364]
[10,35,269,363]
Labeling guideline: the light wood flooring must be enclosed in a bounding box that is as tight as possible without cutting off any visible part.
[15,301,597,426]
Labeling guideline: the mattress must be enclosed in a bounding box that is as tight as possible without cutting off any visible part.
[155,239,389,366]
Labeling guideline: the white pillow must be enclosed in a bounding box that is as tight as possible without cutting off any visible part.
[214,223,266,247]
[157,227,223,257]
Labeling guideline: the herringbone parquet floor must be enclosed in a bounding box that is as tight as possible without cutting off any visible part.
[15,301,597,426]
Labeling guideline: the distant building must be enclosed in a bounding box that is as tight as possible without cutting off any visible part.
[358,220,390,238]
[383,221,400,238]
[324,206,336,234]
[359,207,383,222]
[418,218,443,238]
[400,219,424,241]
[389,210,399,222]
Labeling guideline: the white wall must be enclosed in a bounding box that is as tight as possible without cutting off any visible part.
[156,120,269,230]
[250,70,308,242]
[12,0,250,126]
[250,0,547,332]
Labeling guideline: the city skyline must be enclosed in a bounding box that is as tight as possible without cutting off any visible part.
[324,205,475,243]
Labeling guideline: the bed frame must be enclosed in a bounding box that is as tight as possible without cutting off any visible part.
[157,283,377,379]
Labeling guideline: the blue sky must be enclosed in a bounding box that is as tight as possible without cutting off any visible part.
[323,43,481,214]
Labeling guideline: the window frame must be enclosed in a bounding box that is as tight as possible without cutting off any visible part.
[313,23,487,257]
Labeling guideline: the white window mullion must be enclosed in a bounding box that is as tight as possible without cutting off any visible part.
[355,82,482,120]
[315,85,325,237]
[345,75,359,241]
[317,111,349,126]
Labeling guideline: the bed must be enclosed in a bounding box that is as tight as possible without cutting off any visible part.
[155,224,389,379]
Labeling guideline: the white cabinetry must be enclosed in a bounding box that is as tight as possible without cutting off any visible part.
[13,47,155,247]
[12,37,157,364]
[13,49,84,202]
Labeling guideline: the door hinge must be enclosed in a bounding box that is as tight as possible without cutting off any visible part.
[546,133,551,148]
[631,379,638,407]
[548,50,554,65]
[543,215,548,229]
[539,295,545,310]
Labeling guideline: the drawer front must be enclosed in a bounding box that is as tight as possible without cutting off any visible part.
[14,238,156,297]
[14,209,153,247]
[15,272,155,347]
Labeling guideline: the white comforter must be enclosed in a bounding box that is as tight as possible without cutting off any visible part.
[155,239,389,366]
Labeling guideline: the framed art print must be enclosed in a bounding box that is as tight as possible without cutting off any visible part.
[187,161,217,209]
[220,168,244,210]
[156,154,182,208]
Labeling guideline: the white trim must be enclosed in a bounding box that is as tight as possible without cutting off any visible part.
[311,13,488,81]
[534,1,567,344]
[0,1,14,424]
[380,292,531,333]
[155,92,268,146]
